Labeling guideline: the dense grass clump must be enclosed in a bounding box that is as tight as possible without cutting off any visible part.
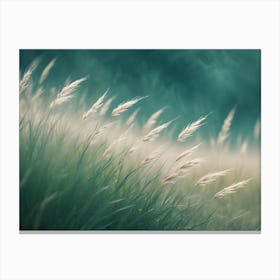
[20,111,205,230]
[19,57,261,230]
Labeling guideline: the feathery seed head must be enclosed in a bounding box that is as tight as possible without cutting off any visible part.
[39,58,57,85]
[99,97,115,116]
[214,179,251,199]
[175,158,203,176]
[142,145,165,166]
[32,87,44,101]
[50,76,87,109]
[126,108,140,126]
[142,119,174,142]
[143,108,165,131]
[175,143,201,162]
[103,136,127,157]
[196,169,231,186]
[57,76,87,98]
[128,140,142,154]
[217,108,236,146]
[82,88,109,120]
[94,122,115,138]
[161,173,179,186]
[19,58,40,94]
[49,95,75,108]
[177,114,208,142]
[112,96,147,117]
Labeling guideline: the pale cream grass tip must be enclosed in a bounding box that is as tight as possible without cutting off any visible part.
[39,58,57,85]
[112,96,147,117]
[50,94,75,108]
[142,119,174,142]
[177,114,208,142]
[214,179,251,199]
[128,140,141,154]
[57,76,88,98]
[175,143,201,162]
[32,87,44,101]
[103,127,131,157]
[19,58,40,94]
[143,108,165,132]
[103,136,126,157]
[82,88,110,120]
[162,158,203,186]
[92,121,114,138]
[161,173,179,186]
[141,145,165,166]
[217,108,235,146]
[126,108,140,126]
[175,158,203,177]
[99,97,115,116]
[50,77,87,108]
[196,169,231,187]
[91,122,115,144]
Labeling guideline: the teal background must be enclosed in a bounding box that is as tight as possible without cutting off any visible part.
[20,49,261,145]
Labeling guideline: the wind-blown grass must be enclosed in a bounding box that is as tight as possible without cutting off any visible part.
[19,58,261,231]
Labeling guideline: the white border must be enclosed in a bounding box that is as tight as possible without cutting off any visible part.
[1,1,279,279]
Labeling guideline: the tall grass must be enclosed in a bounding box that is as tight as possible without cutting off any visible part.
[19,58,261,230]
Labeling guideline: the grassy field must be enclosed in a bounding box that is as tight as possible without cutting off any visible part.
[19,57,261,231]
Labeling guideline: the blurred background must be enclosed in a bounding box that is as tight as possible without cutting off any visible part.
[20,49,261,147]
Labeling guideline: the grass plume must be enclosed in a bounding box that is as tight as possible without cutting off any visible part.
[19,59,40,94]
[142,119,174,142]
[39,58,57,85]
[49,94,75,108]
[175,143,201,162]
[82,88,109,120]
[50,77,87,108]
[196,169,231,186]
[99,97,115,116]
[217,108,235,146]
[126,108,140,126]
[19,55,261,231]
[143,108,165,132]
[177,115,208,142]
[57,77,87,98]
[175,158,203,177]
[112,96,147,117]
[214,179,251,199]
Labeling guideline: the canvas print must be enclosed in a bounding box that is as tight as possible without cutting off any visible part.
[19,50,261,231]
